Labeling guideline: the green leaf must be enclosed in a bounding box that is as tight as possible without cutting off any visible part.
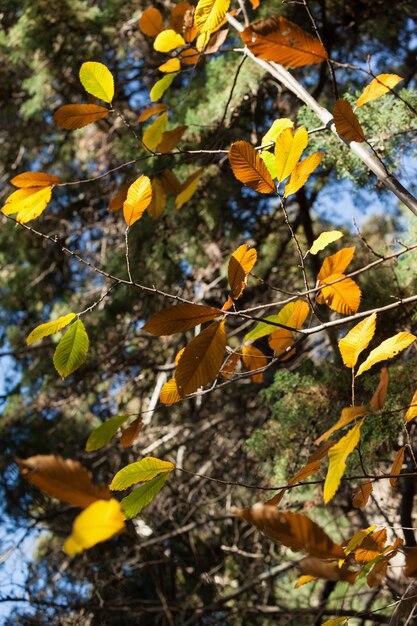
[150,73,178,102]
[85,415,130,452]
[27,313,76,345]
[53,319,89,378]
[110,457,175,491]
[121,473,169,519]
[245,300,307,343]
[79,62,114,103]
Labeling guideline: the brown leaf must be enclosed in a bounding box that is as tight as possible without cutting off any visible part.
[143,303,221,336]
[242,345,267,382]
[204,29,228,54]
[299,556,356,584]
[220,350,241,379]
[333,99,366,143]
[54,104,110,130]
[228,243,257,299]
[241,17,328,67]
[120,418,143,448]
[355,528,387,563]
[160,169,182,195]
[352,480,373,508]
[147,178,166,220]
[156,125,188,153]
[229,141,275,194]
[405,547,417,577]
[138,104,167,123]
[109,183,130,212]
[139,7,165,37]
[390,446,405,487]
[17,455,111,508]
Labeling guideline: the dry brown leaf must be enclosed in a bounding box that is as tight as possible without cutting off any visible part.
[390,446,405,487]
[352,480,373,509]
[120,418,143,448]
[370,367,389,410]
[334,99,366,143]
[143,303,221,336]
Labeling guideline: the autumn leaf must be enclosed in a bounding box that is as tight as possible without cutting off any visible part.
[79,61,114,103]
[310,231,343,255]
[338,313,377,368]
[160,169,182,195]
[175,320,227,396]
[11,171,61,188]
[147,178,166,219]
[259,150,277,180]
[150,73,178,102]
[175,168,203,209]
[323,421,363,503]
[299,556,356,584]
[139,8,165,37]
[241,345,267,382]
[317,247,355,281]
[241,17,328,67]
[284,151,323,196]
[245,300,309,343]
[64,499,125,556]
[228,243,257,299]
[123,175,152,226]
[143,303,221,335]
[355,528,387,563]
[194,0,231,33]
[53,319,89,378]
[27,313,77,345]
[121,473,169,519]
[54,104,110,130]
[317,273,361,315]
[85,414,130,452]
[18,454,111,508]
[109,183,130,212]
[160,378,182,404]
[220,350,241,379]
[275,127,308,182]
[390,446,405,487]
[405,389,417,423]
[352,481,373,509]
[333,99,365,142]
[2,186,53,223]
[156,125,187,153]
[120,417,143,448]
[110,457,175,490]
[142,112,168,151]
[229,141,275,194]
[262,118,294,147]
[154,30,185,53]
[357,74,403,107]
[138,104,167,123]
[356,331,416,377]
[159,58,181,73]
[315,406,367,445]
[370,366,389,410]
[321,619,348,626]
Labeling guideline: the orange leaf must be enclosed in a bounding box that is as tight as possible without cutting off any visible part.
[123,175,152,226]
[138,104,167,123]
[268,300,309,359]
[179,47,201,65]
[229,141,275,194]
[175,320,227,396]
[170,3,198,42]
[318,273,361,315]
[143,303,221,336]
[357,73,403,107]
[316,406,367,445]
[241,17,328,67]
[228,243,257,299]
[147,178,166,219]
[370,366,389,410]
[120,418,143,448]
[284,151,324,197]
[275,127,308,182]
[367,556,389,587]
[160,378,182,404]
[220,350,241,379]
[334,99,366,142]
[317,247,355,282]
[53,104,110,130]
[156,125,187,153]
[390,446,405,487]
[405,389,417,423]
[139,7,165,37]
[17,455,111,508]
[355,528,387,563]
[241,345,267,382]
[11,171,61,188]
[109,183,130,212]
[352,481,373,508]
[175,168,203,209]
[405,547,417,577]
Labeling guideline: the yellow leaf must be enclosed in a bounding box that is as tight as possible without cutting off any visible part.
[334,99,365,142]
[241,17,328,67]
[294,575,317,588]
[154,29,185,53]
[370,366,389,410]
[317,247,355,281]
[63,499,125,556]
[156,125,187,153]
[310,230,343,255]
[261,118,294,147]
[123,175,152,226]
[150,73,178,102]
[54,103,110,130]
[352,481,373,509]
[138,103,167,123]
[357,73,403,107]
[79,61,114,103]
[323,421,363,503]
[195,0,231,33]
[259,150,276,180]
[318,273,361,315]
[143,303,221,335]
[11,171,61,188]
[245,299,309,343]
[356,332,416,377]
[110,457,175,490]
[284,151,324,196]
[159,58,181,73]
[160,378,182,404]
[229,141,275,194]
[338,313,377,368]
[139,7,165,37]
[27,313,77,345]
[316,406,367,445]
[17,455,111,508]
[390,446,405,487]
[241,345,267,382]
[142,112,168,151]
[228,243,257,299]
[147,178,166,219]
[2,186,52,224]
[175,168,203,209]
[175,320,227,396]
[321,618,348,626]
[405,389,417,423]
[275,127,308,182]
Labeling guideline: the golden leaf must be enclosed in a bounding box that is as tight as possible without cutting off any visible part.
[139,7,165,37]
[228,243,257,299]
[315,406,367,445]
[142,112,168,151]
[79,61,114,103]
[338,313,377,368]
[317,247,355,281]
[246,299,309,343]
[275,126,308,182]
[2,186,52,224]
[241,345,267,382]
[333,99,365,142]
[179,47,201,65]
[261,118,294,147]
[229,141,275,194]
[294,575,317,588]
[390,446,405,487]
[357,73,403,107]
[323,421,362,503]
[175,320,227,396]
[310,230,343,255]
[194,0,231,33]
[27,313,76,345]
[241,17,328,66]
[143,303,221,336]
[138,103,167,123]
[320,619,349,626]
[405,389,417,423]
[318,273,361,315]
[175,168,203,209]
[64,499,125,556]
[352,481,373,509]
[54,103,110,130]
[11,171,61,188]
[356,331,416,377]
[370,366,389,410]
[158,58,181,73]
[160,378,182,404]
[355,528,387,563]
[123,175,152,226]
[147,178,166,219]
[284,151,324,196]
[154,29,185,53]
[299,556,356,584]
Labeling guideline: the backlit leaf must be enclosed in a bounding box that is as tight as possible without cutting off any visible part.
[294,575,317,588]
[11,171,61,188]
[204,28,229,53]
[262,118,294,147]
[2,186,52,223]
[338,313,377,368]
[352,481,373,508]
[259,150,276,180]
[123,175,152,226]
[370,366,389,410]
[170,2,194,36]
[139,7,165,37]
[220,350,241,379]
[405,389,417,423]
[284,151,323,196]
[245,300,309,343]
[310,231,343,255]
[390,446,405,487]
[356,332,416,377]
[355,528,387,563]
[321,619,348,626]
[316,406,367,445]
[138,103,167,122]
[275,126,308,182]
[27,313,76,345]
[121,473,169,519]
[268,300,309,359]
[241,17,328,67]
[318,273,361,315]
[18,454,111,508]
[344,526,376,555]
[229,141,275,194]
[53,319,89,378]
[64,499,125,556]
[179,47,201,65]
[159,58,181,73]
[150,73,178,102]
[175,168,203,209]
[195,0,231,33]
[79,61,114,103]
[143,303,221,335]
[147,178,166,219]
[241,345,267,382]
[142,112,168,151]
[323,421,363,503]
[54,104,110,130]
[120,418,143,448]
[175,320,227,396]
[228,243,257,299]
[154,30,185,53]
[317,247,355,281]
[357,74,403,107]
[85,414,130,452]
[156,125,187,153]
[110,457,175,491]
[299,556,356,584]
[333,99,365,142]
[160,378,182,404]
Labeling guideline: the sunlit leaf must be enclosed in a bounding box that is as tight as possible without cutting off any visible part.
[259,150,276,180]
[357,73,403,107]
[53,319,89,378]
[195,0,231,33]
[154,29,185,53]
[355,528,387,563]
[323,421,363,503]
[175,320,227,397]
[268,300,309,359]
[79,61,114,103]
[17,454,111,508]
[356,332,416,377]
[316,406,367,445]
[370,366,389,410]
[241,17,328,67]
[248,0,260,7]
[320,618,348,626]
[317,247,355,282]
[318,273,361,315]
[143,303,221,336]
[310,231,343,255]
[54,104,110,130]
[142,112,168,151]
[275,127,308,182]
[284,151,323,196]
[294,575,317,588]
[204,28,229,53]
[299,556,356,584]
[138,104,167,123]
[262,118,294,147]
[139,7,165,37]
[27,313,76,345]
[121,473,169,519]
[150,73,178,102]
[241,345,267,382]
[229,141,275,194]
[85,414,130,452]
[64,499,125,556]
[156,125,187,153]
[352,481,373,509]
[159,58,181,73]
[405,389,417,423]
[333,99,365,142]
[147,178,166,219]
[11,171,61,188]
[123,175,152,226]
[120,417,143,448]
[390,446,405,487]
[110,457,175,491]
[344,526,376,555]
[2,186,52,223]
[175,168,203,209]
[228,243,257,299]
[179,48,201,65]
[338,313,377,368]
[160,378,182,404]
[245,300,308,343]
